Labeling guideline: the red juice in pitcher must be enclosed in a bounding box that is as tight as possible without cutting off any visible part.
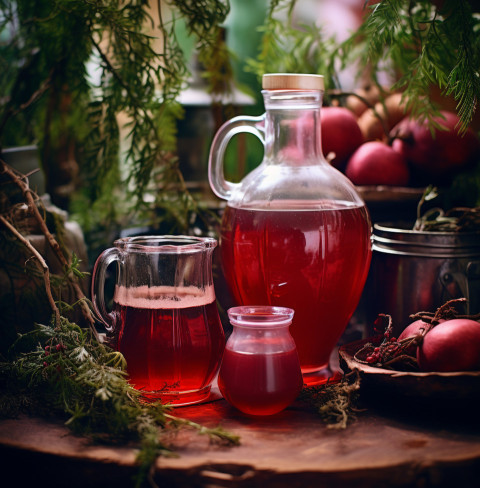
[113,285,225,403]
[220,200,371,378]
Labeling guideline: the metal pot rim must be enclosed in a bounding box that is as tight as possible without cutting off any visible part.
[374,222,480,237]
[373,222,480,257]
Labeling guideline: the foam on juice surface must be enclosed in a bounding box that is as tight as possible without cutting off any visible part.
[114,285,215,309]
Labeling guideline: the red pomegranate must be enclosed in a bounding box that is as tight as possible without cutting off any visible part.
[321,106,364,169]
[345,141,410,186]
[391,111,480,183]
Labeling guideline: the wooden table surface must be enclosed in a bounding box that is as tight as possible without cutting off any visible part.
[1,388,480,488]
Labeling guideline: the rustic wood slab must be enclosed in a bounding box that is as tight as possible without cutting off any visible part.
[1,395,480,488]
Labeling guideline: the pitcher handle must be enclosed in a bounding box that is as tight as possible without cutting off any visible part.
[91,247,121,333]
[208,114,265,200]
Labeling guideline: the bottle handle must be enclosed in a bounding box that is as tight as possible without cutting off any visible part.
[208,114,265,200]
[91,247,121,333]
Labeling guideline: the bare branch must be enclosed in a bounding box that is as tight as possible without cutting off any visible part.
[0,160,99,340]
[0,74,52,137]
[0,214,61,326]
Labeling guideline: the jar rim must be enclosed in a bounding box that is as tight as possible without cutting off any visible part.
[227,306,294,328]
[113,235,217,253]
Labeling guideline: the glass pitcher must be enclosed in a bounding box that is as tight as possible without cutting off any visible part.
[208,73,372,385]
[91,236,225,405]
[218,306,303,416]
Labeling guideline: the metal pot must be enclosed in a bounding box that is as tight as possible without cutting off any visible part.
[365,222,480,337]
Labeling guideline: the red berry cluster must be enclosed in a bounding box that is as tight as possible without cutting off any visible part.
[355,314,415,369]
[42,342,66,370]
[366,337,403,364]
[365,337,399,364]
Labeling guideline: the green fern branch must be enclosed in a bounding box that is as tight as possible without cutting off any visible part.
[342,0,480,132]
[254,0,480,133]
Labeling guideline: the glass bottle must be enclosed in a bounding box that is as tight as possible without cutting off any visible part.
[218,306,303,416]
[209,74,372,385]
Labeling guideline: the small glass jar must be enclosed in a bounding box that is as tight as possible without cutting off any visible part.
[218,306,303,416]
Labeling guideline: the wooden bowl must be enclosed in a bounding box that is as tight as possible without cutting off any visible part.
[339,339,480,401]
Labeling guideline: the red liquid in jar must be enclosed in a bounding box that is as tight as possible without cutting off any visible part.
[113,285,225,403]
[220,201,371,375]
[218,347,303,415]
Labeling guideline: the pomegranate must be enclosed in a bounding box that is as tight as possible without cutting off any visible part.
[357,93,409,142]
[321,106,364,169]
[345,141,410,186]
[397,320,430,355]
[391,111,480,183]
[398,320,427,341]
[416,319,480,372]
[345,85,381,118]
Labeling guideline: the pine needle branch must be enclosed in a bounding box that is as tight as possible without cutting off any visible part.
[164,413,240,446]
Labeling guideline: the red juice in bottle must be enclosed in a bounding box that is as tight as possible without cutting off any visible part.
[220,200,371,381]
[113,284,225,404]
[218,347,303,416]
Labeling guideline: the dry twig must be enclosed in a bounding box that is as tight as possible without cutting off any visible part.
[0,213,61,326]
[0,159,99,340]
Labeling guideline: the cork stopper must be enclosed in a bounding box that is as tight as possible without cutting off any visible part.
[262,73,324,91]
